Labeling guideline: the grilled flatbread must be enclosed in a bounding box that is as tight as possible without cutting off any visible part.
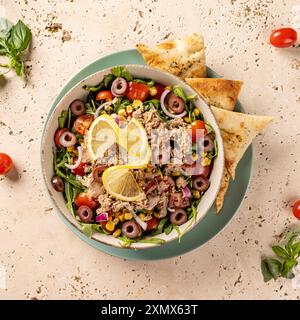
[211,106,272,180]
[185,78,243,111]
[216,167,231,213]
[136,33,206,79]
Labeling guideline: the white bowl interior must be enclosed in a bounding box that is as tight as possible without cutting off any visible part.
[41,65,224,249]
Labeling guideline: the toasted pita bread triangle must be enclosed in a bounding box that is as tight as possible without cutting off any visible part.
[136,33,206,79]
[211,106,272,180]
[185,78,243,111]
[216,167,231,213]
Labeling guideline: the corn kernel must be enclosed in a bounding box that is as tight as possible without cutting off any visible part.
[105,221,115,232]
[192,190,201,199]
[154,212,160,218]
[113,218,119,225]
[193,108,200,116]
[172,171,181,177]
[124,212,133,220]
[146,166,152,173]
[201,157,211,167]
[67,146,75,153]
[201,151,207,158]
[145,210,153,215]
[184,116,191,123]
[132,100,142,108]
[118,109,127,116]
[138,213,146,221]
[113,229,121,238]
[119,213,125,222]
[126,105,133,114]
[192,152,198,161]
[149,86,157,96]
[165,86,172,91]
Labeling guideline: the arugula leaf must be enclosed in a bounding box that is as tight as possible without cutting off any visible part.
[81,224,94,238]
[139,238,165,245]
[7,20,32,52]
[164,223,173,235]
[58,110,68,128]
[111,66,132,81]
[172,85,188,102]
[133,78,155,87]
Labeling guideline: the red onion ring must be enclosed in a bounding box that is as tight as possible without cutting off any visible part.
[59,131,77,148]
[133,212,147,231]
[160,89,187,118]
[94,98,118,119]
[168,207,175,212]
[111,77,127,97]
[182,186,191,198]
[65,146,83,170]
[95,212,109,222]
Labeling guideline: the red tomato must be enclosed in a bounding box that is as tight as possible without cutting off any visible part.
[74,193,98,209]
[0,153,13,175]
[72,160,87,176]
[292,200,300,220]
[152,84,165,100]
[54,128,68,148]
[96,90,113,101]
[146,217,159,231]
[270,28,297,48]
[191,120,207,142]
[73,115,94,135]
[125,82,149,101]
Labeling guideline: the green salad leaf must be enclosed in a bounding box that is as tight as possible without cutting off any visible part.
[111,66,132,81]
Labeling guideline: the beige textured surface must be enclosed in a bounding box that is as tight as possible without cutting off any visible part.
[0,0,300,300]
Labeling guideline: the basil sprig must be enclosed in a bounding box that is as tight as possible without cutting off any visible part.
[0,18,32,77]
[261,227,300,282]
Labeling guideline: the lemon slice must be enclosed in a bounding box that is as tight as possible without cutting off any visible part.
[102,165,145,201]
[87,114,124,160]
[123,118,151,167]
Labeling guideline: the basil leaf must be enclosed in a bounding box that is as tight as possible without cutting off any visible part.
[9,57,24,76]
[282,258,297,278]
[291,242,300,256]
[265,258,282,280]
[111,66,132,81]
[7,20,32,52]
[272,245,290,259]
[261,259,274,282]
[0,18,13,39]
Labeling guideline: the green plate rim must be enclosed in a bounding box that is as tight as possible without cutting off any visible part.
[41,49,253,260]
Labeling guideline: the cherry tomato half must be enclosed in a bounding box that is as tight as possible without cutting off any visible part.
[73,114,94,135]
[74,192,98,210]
[292,200,300,220]
[72,160,87,176]
[54,128,68,148]
[125,82,149,102]
[190,120,207,143]
[96,90,113,101]
[270,28,297,48]
[0,153,13,175]
[152,83,165,100]
[146,217,159,231]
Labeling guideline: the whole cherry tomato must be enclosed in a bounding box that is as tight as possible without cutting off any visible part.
[0,153,13,175]
[73,114,94,135]
[96,90,113,101]
[72,160,87,176]
[146,217,159,231]
[152,83,165,100]
[292,200,300,220]
[74,192,98,210]
[125,82,149,102]
[190,120,207,142]
[54,128,68,148]
[270,28,297,48]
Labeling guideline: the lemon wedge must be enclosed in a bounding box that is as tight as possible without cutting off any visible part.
[123,117,151,167]
[87,114,124,160]
[102,165,145,201]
